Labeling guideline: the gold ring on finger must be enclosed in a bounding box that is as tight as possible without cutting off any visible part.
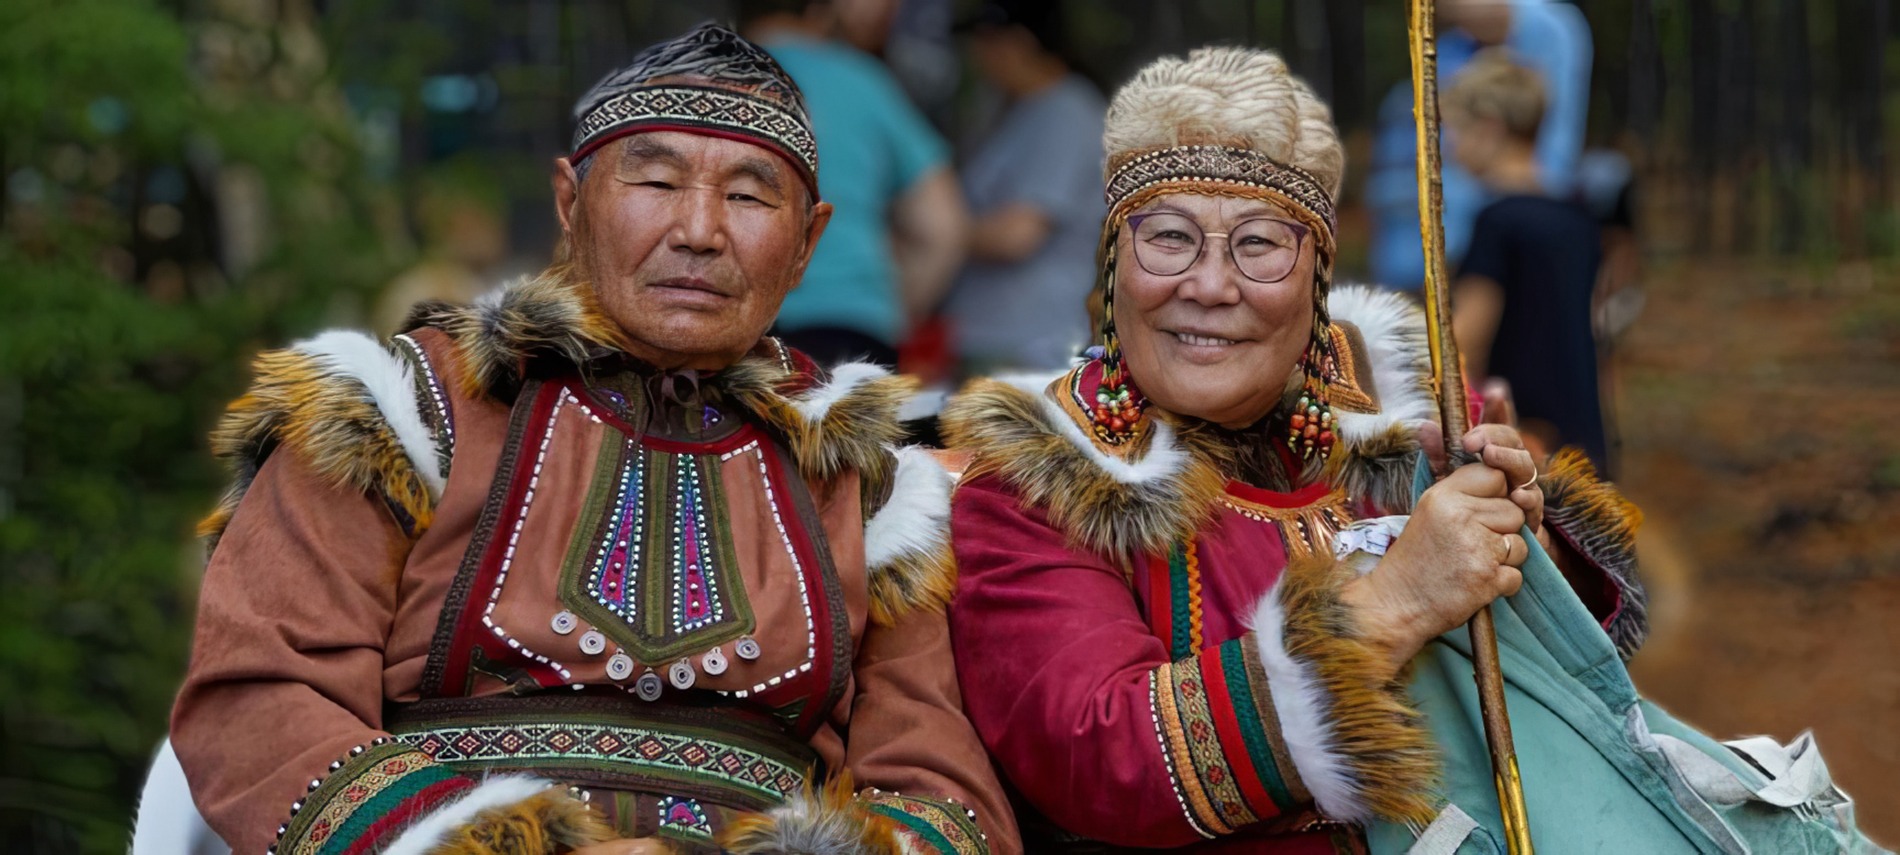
[1500,533,1514,563]
[1516,465,1539,493]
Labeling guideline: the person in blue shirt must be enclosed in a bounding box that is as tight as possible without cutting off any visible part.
[743,0,970,368]
[943,0,1107,374]
[1365,0,1591,291]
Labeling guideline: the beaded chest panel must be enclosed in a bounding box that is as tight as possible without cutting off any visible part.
[559,437,755,662]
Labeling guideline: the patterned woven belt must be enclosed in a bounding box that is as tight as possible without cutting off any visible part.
[385,694,820,812]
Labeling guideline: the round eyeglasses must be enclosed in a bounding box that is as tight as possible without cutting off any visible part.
[1125,211,1310,283]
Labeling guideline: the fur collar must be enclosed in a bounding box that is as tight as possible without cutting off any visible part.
[941,285,1434,561]
[206,273,917,551]
[403,269,915,489]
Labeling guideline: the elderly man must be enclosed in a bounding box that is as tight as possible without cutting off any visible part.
[166,23,1015,855]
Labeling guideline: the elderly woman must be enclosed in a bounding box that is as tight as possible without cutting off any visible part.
[939,47,1642,852]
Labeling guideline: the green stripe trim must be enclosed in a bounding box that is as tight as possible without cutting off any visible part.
[866,803,961,854]
[1221,640,1297,811]
[1167,542,1193,659]
[316,764,462,855]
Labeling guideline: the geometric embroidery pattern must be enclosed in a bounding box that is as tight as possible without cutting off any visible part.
[864,792,988,855]
[280,743,469,855]
[560,436,754,664]
[1106,145,1336,234]
[1148,638,1302,839]
[397,721,805,805]
[575,85,818,180]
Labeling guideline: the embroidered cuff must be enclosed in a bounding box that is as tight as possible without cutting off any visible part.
[862,446,958,626]
[1149,639,1309,837]
[1245,552,1437,826]
[863,789,989,855]
[275,741,471,854]
[1539,447,1648,660]
[274,741,608,855]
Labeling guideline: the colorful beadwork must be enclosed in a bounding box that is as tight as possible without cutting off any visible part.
[1218,489,1351,559]
[398,720,806,806]
[671,455,722,631]
[278,742,470,855]
[559,435,755,665]
[1148,639,1302,838]
[864,791,989,855]
[588,442,646,619]
[1068,358,1148,447]
[655,796,715,842]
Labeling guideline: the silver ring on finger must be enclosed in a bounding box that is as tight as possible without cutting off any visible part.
[1515,464,1539,493]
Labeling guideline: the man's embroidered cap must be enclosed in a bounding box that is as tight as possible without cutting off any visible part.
[1101,46,1343,266]
[570,22,819,196]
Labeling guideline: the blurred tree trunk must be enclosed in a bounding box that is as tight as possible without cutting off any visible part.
[1628,0,1663,150]
[1772,0,1810,254]
[1836,0,1889,255]
[1326,0,1366,134]
[1688,0,1718,251]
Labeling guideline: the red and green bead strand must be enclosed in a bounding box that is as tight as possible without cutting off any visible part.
[1092,223,1149,445]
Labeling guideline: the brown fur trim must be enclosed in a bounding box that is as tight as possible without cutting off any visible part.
[404,270,912,503]
[941,372,1229,563]
[199,347,434,547]
[404,263,629,403]
[866,545,956,628]
[1539,447,1648,660]
[1277,551,1439,825]
[722,359,915,493]
[421,788,616,855]
[1322,422,1424,517]
[722,774,907,855]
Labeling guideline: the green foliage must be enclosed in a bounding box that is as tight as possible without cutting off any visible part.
[0,1,403,851]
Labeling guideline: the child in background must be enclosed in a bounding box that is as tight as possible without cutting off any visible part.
[1447,50,1611,472]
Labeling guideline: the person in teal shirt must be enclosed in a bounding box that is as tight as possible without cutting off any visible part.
[743,1,969,367]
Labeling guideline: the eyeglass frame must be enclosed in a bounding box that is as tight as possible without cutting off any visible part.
[1122,211,1313,284]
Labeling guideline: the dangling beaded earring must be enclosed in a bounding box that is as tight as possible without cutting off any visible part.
[1288,289,1337,461]
[1088,224,1147,445]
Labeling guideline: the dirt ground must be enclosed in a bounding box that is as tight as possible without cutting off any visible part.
[1609,256,1900,842]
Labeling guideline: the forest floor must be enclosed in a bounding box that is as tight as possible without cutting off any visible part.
[1612,255,1900,842]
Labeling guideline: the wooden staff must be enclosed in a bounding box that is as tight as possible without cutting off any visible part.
[1406,1,1533,851]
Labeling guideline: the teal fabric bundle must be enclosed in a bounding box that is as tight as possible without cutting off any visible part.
[1363,462,1881,854]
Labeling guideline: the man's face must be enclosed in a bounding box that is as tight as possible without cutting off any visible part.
[554,131,831,371]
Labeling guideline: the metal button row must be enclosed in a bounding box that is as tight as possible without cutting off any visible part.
[548,609,759,699]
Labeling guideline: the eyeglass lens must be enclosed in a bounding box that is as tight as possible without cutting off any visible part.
[1130,212,1304,282]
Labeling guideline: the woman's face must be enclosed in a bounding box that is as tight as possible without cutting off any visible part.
[1114,192,1317,428]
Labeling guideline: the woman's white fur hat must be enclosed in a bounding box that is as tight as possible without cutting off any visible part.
[1104,46,1345,199]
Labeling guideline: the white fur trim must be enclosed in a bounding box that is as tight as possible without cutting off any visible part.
[293,330,447,498]
[1246,584,1365,823]
[864,447,953,569]
[996,371,1192,487]
[131,738,231,855]
[1326,284,1436,446]
[793,361,893,423]
[381,775,551,855]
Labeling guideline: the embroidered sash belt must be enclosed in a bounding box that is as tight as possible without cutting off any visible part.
[385,694,819,813]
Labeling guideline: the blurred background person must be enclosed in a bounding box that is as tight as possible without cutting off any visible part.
[1446,51,1610,472]
[742,0,970,368]
[942,0,1106,375]
[1365,0,1591,291]
[369,158,511,335]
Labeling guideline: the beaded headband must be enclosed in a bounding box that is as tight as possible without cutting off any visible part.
[1104,144,1336,261]
[571,84,820,196]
